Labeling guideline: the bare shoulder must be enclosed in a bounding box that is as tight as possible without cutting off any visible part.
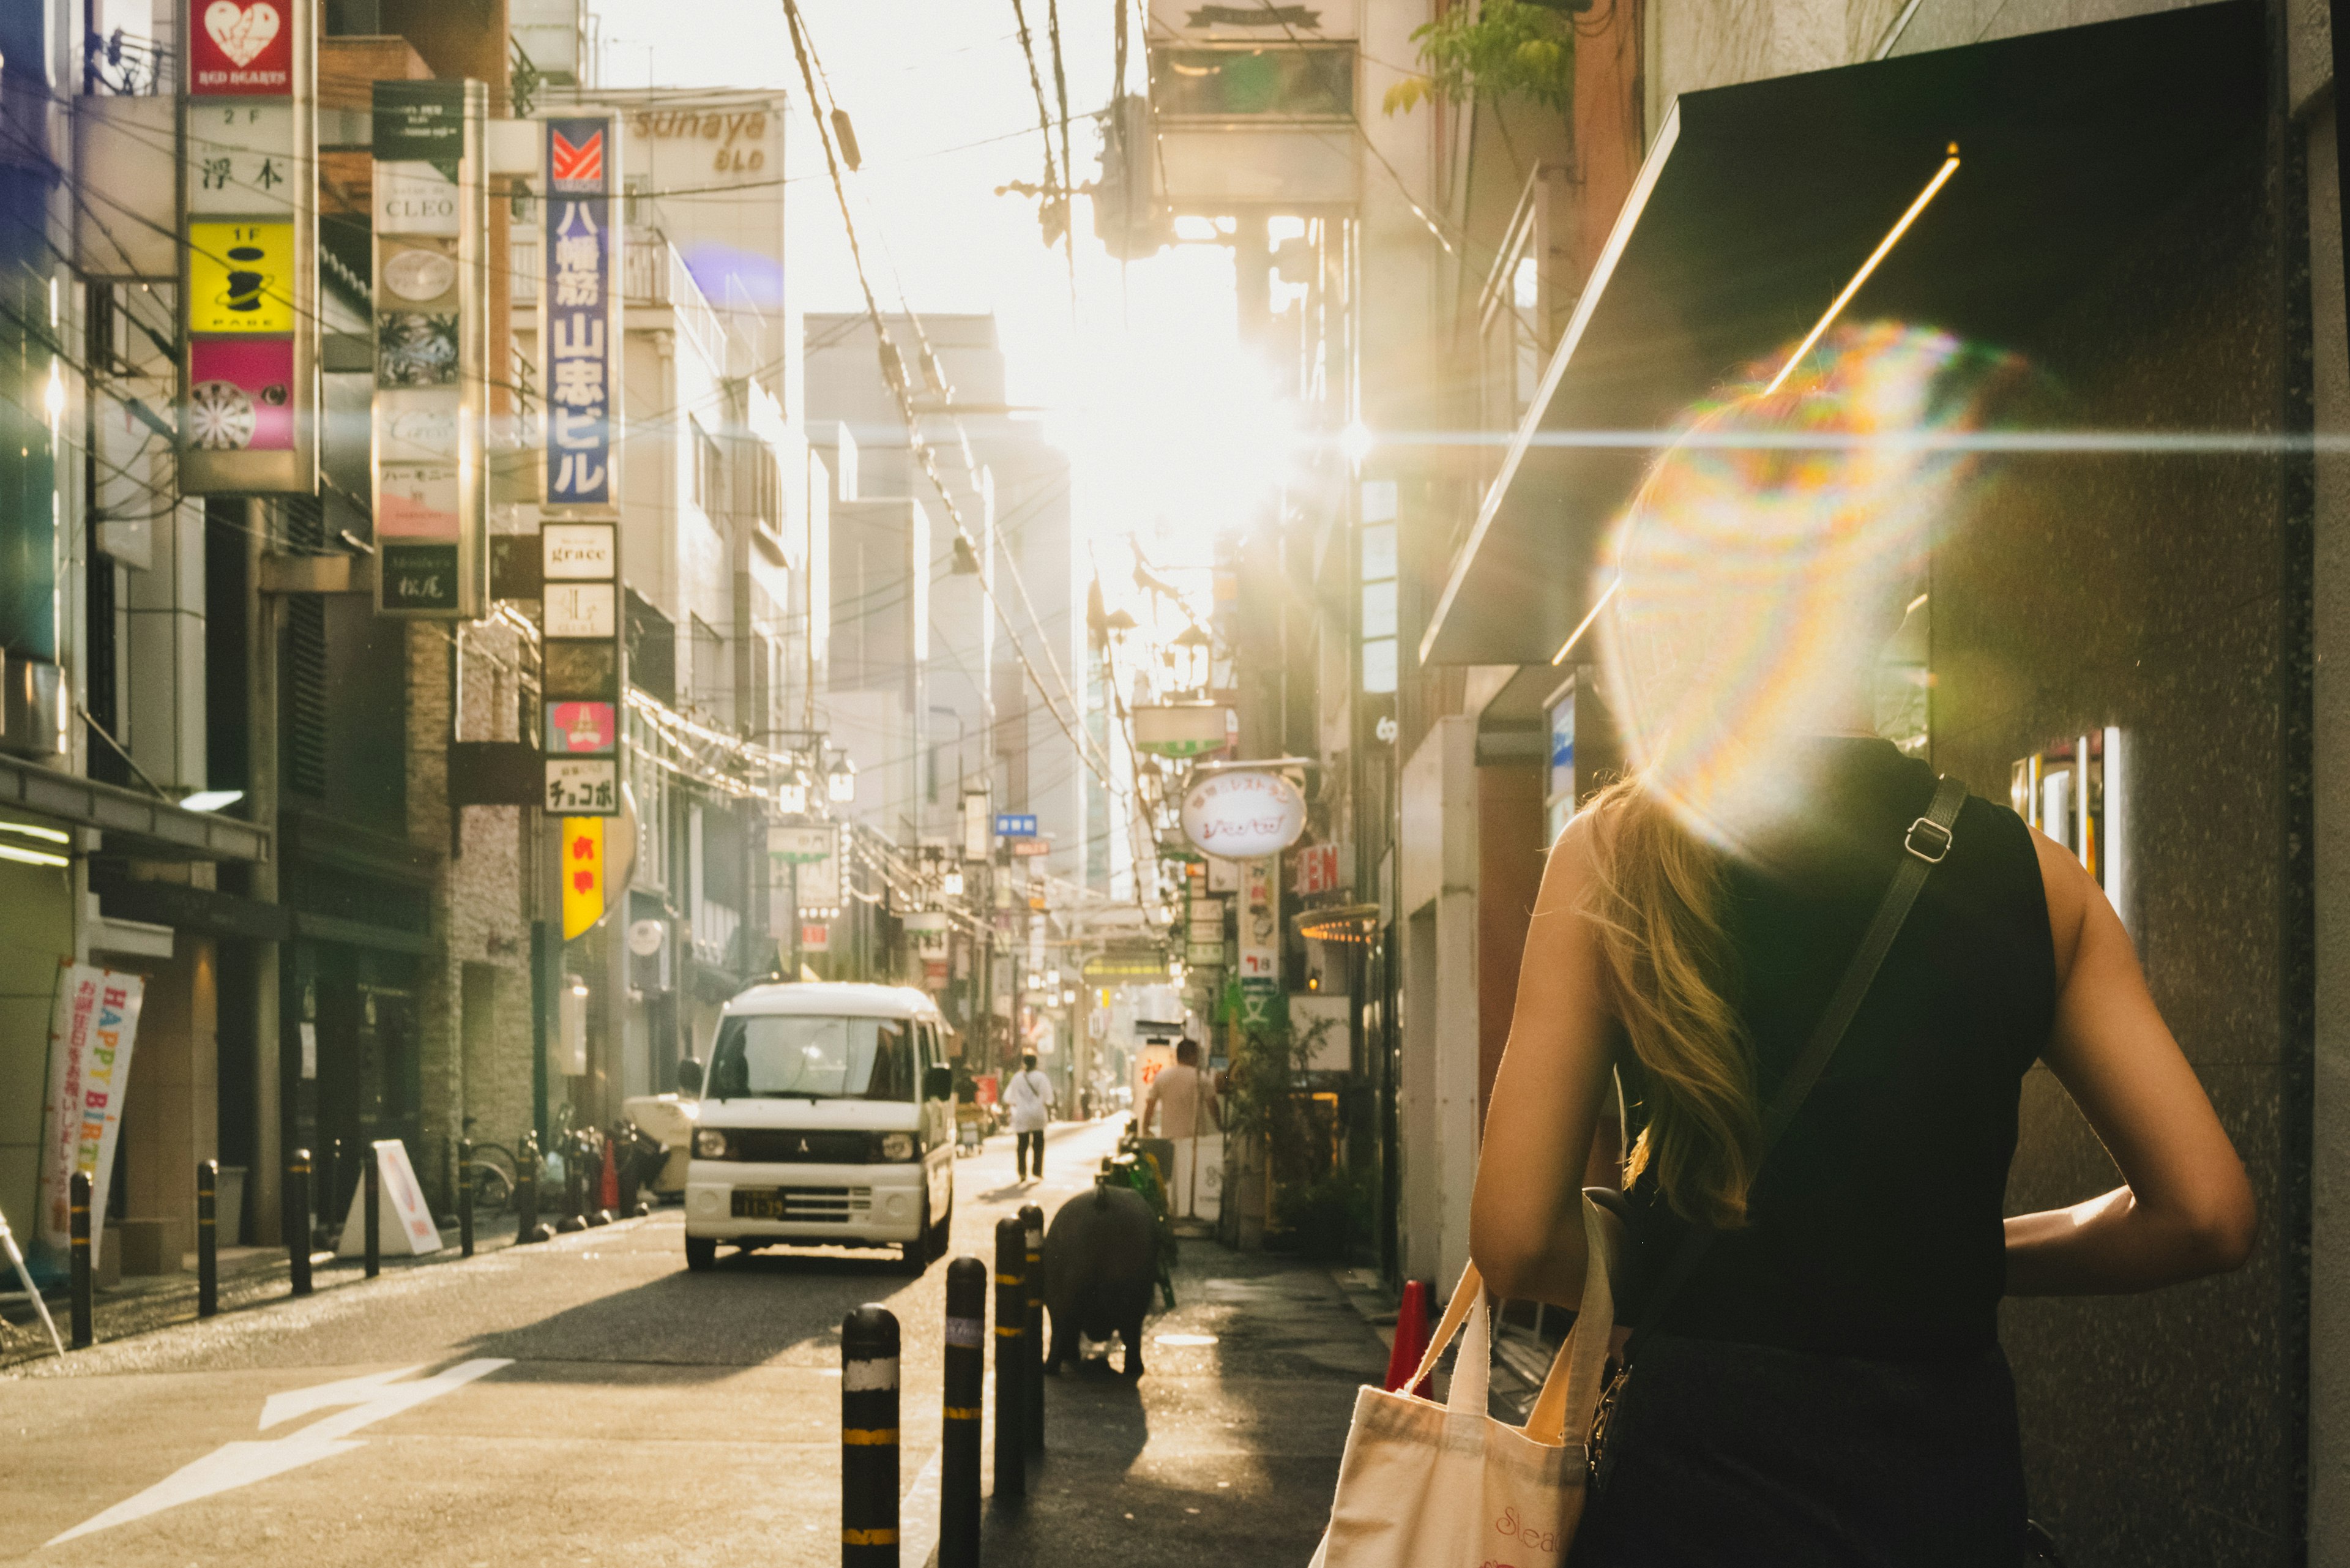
[2027,824,2094,990]
[1534,805,1605,916]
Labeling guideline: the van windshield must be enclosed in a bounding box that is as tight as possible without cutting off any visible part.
[706,1014,916,1102]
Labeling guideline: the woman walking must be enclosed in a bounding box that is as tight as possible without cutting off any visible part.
[1470,337,2255,1566]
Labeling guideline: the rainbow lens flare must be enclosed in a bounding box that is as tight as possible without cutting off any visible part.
[1596,321,2023,847]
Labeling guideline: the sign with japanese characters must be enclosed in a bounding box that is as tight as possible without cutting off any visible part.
[178,0,314,495]
[187,102,296,214]
[371,79,485,618]
[543,116,619,510]
[536,384,624,811]
[1180,768,1307,861]
[1238,857,1279,981]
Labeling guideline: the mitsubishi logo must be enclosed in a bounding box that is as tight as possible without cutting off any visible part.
[797,1137,810,1154]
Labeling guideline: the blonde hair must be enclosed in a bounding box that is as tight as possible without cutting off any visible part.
[1580,780,1761,1228]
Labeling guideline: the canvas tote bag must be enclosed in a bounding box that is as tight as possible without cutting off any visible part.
[1310,1197,1617,1568]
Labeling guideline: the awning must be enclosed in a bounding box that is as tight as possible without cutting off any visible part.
[1420,2,2266,666]
[0,753,270,862]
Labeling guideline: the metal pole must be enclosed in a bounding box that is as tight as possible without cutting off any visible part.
[68,1171,92,1349]
[1019,1203,1045,1454]
[362,1141,381,1278]
[991,1216,1025,1502]
[286,1149,312,1297]
[941,1255,985,1568]
[790,857,803,979]
[842,1303,901,1567]
[457,1138,475,1258]
[197,1159,218,1318]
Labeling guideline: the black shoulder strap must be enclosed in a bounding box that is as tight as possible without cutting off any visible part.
[1627,774,1969,1347]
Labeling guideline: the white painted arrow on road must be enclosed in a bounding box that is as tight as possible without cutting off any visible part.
[48,1358,511,1545]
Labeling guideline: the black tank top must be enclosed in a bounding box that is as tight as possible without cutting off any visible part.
[1616,738,2056,1359]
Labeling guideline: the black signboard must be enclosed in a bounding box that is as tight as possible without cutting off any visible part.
[372,80,465,176]
[381,542,460,611]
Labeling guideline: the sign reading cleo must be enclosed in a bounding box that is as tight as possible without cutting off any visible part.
[1180,769,1306,860]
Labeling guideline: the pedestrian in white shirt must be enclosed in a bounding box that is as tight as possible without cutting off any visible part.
[1142,1038,1222,1219]
[1007,1051,1055,1180]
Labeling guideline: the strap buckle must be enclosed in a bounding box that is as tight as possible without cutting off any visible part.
[1904,815,1953,864]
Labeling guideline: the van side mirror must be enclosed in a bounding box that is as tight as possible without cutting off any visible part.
[676,1057,703,1096]
[924,1064,953,1102]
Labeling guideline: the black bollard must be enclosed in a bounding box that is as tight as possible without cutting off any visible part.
[515,1131,546,1244]
[362,1141,381,1279]
[842,1304,901,1567]
[941,1256,986,1568]
[457,1138,475,1258]
[324,1137,343,1247]
[196,1159,218,1318]
[68,1170,92,1349]
[1018,1203,1045,1454]
[991,1217,1025,1502]
[286,1149,312,1296]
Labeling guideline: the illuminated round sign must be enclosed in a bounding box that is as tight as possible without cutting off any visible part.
[1179,769,1306,861]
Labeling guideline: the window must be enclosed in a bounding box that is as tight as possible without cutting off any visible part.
[707,1014,916,1102]
[692,420,725,517]
[737,438,780,534]
[1154,46,1354,118]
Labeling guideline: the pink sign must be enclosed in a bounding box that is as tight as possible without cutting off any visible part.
[187,338,294,452]
[548,701,617,755]
[188,0,294,95]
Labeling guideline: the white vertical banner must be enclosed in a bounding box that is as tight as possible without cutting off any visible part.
[35,964,147,1264]
[1238,858,1278,982]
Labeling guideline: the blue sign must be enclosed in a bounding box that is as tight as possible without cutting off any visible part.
[994,813,1037,837]
[544,116,613,507]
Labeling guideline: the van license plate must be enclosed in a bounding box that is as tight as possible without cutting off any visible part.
[731,1189,785,1220]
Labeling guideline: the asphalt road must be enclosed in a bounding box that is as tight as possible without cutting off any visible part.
[0,1118,1387,1567]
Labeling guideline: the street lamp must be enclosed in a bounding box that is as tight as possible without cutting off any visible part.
[827,753,857,802]
[777,765,810,816]
[942,867,964,897]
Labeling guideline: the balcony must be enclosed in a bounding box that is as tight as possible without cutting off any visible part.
[510,226,725,370]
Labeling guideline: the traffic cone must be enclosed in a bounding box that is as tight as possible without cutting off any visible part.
[1384,1278,1434,1398]
[599,1137,620,1212]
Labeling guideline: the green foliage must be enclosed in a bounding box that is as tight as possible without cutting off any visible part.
[1384,0,1576,117]
[1273,1162,1376,1261]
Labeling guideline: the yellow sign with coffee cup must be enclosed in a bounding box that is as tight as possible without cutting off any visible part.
[188,222,294,334]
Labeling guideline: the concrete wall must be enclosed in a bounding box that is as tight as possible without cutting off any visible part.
[0,857,82,1258]
[1925,89,2304,1563]
[1398,715,1479,1288]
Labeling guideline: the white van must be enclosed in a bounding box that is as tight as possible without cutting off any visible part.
[681,982,955,1272]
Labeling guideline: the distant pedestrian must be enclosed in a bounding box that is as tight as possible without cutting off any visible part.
[1472,582,2256,1562]
[1142,1038,1221,1219]
[1007,1052,1054,1181]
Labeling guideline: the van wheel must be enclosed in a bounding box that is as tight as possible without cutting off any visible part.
[901,1197,931,1272]
[685,1236,717,1272]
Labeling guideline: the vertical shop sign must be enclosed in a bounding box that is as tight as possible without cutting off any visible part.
[1238,858,1278,982]
[541,520,623,816]
[178,0,316,495]
[371,80,487,618]
[542,116,619,510]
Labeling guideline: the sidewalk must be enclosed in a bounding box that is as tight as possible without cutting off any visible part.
[0,1212,542,1371]
[977,1226,1391,1567]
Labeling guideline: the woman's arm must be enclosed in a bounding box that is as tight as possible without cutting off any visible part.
[1470,816,1624,1306]
[2004,832,2256,1294]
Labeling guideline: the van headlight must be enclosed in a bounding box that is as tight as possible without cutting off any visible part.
[875,1132,917,1162]
[694,1128,728,1159]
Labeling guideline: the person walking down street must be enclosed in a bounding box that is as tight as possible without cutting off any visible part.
[1471,542,2256,1555]
[1142,1038,1222,1220]
[1008,1052,1054,1181]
